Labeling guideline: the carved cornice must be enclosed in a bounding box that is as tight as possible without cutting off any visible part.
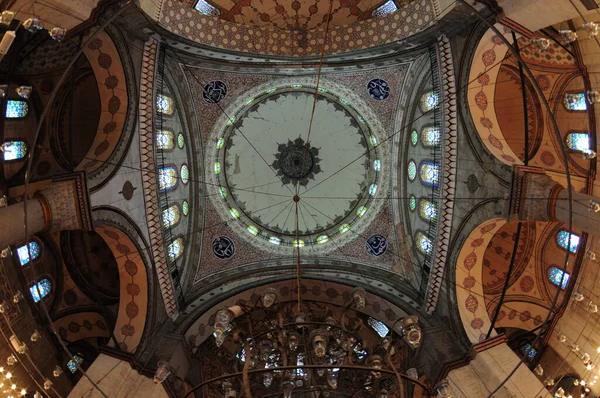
[139,39,178,319]
[425,35,457,314]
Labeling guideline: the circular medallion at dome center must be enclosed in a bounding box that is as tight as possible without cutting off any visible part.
[217,90,379,240]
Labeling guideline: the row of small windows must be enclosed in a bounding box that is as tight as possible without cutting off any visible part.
[156,130,185,150]
[546,230,580,290]
[407,161,440,186]
[410,126,441,147]
[158,165,190,191]
[2,100,29,162]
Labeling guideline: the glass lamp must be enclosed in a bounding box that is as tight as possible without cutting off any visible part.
[153,361,172,384]
[398,316,422,349]
[533,38,550,51]
[261,288,278,308]
[351,287,366,308]
[560,30,578,43]
[311,329,328,358]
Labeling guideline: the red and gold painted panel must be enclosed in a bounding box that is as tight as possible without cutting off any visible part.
[95,225,148,353]
[53,312,110,342]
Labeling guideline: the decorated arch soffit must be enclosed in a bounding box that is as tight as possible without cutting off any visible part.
[93,225,148,353]
[158,0,437,56]
[190,73,408,285]
[77,29,130,176]
[53,312,111,343]
[184,279,409,353]
[455,218,504,344]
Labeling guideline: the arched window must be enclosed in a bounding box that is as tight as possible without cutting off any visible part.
[519,343,537,360]
[194,0,220,16]
[421,127,441,147]
[564,93,587,111]
[565,132,590,152]
[67,354,84,373]
[557,230,580,253]
[548,267,570,289]
[409,195,417,211]
[29,278,51,302]
[177,132,185,149]
[415,232,433,255]
[180,164,189,184]
[420,162,440,187]
[410,129,418,146]
[162,204,181,228]
[418,199,437,221]
[158,166,178,191]
[419,91,439,113]
[2,141,27,161]
[156,94,174,115]
[407,160,417,181]
[156,130,174,150]
[167,237,184,262]
[5,100,28,118]
[372,0,398,17]
[16,241,40,266]
[182,200,189,216]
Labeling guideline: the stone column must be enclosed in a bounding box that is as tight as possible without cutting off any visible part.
[0,172,93,248]
[508,166,600,236]
[446,343,551,398]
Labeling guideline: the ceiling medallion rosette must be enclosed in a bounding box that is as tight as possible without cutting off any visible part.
[207,79,389,254]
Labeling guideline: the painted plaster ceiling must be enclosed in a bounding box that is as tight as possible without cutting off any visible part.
[204,0,392,30]
[221,91,373,238]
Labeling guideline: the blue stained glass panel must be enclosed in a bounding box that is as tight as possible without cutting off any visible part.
[181,164,189,184]
[367,317,390,337]
[520,343,537,360]
[30,278,51,302]
[420,162,440,186]
[156,130,174,150]
[3,141,27,161]
[411,130,418,146]
[156,95,174,115]
[158,166,177,191]
[564,93,587,111]
[419,91,439,112]
[162,205,181,228]
[17,241,40,266]
[419,199,437,221]
[566,132,590,152]
[416,232,433,255]
[67,355,84,373]
[557,231,580,253]
[168,238,184,261]
[548,267,570,289]
[372,0,398,17]
[5,100,28,118]
[422,127,441,146]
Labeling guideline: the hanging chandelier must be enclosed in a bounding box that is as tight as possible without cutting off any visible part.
[188,286,424,398]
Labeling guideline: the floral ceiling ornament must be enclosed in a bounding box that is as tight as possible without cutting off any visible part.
[271,137,322,187]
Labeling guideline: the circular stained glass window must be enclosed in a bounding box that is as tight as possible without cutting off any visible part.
[177,133,184,149]
[411,130,418,146]
[409,195,417,211]
[182,200,189,216]
[181,165,189,184]
[407,160,417,181]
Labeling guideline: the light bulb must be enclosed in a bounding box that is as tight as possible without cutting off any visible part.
[288,333,299,351]
[6,356,16,366]
[261,288,278,308]
[214,329,226,347]
[573,292,585,302]
[351,287,366,308]
[52,366,62,377]
[587,90,600,104]
[15,86,31,99]
[326,370,338,389]
[30,330,41,342]
[0,11,14,26]
[34,392,42,398]
[587,363,594,371]
[43,379,52,390]
[10,384,15,390]
[0,302,8,314]
[12,292,22,304]
[560,30,578,43]
[5,372,12,379]
[533,38,550,51]
[49,27,66,41]
[534,364,544,376]
[281,381,294,398]
[16,344,26,355]
[20,389,25,396]
[263,372,273,388]
[545,377,555,387]
[584,22,600,36]
[558,333,567,343]
[22,17,42,32]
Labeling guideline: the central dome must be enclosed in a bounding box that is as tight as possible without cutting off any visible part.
[211,88,382,246]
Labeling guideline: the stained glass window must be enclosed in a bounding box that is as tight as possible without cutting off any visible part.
[177,133,185,149]
[416,232,433,255]
[566,132,590,152]
[419,91,439,113]
[5,100,28,118]
[156,130,174,150]
[17,241,40,266]
[420,162,440,187]
[374,160,381,171]
[520,343,537,360]
[180,164,189,184]
[167,238,184,262]
[407,160,417,181]
[29,278,51,302]
[67,354,84,373]
[421,127,441,147]
[2,141,27,161]
[411,130,418,146]
[409,195,417,211]
[367,317,390,338]
[557,231,580,253]
[162,204,181,228]
[548,267,570,289]
[419,199,437,221]
[156,94,174,115]
[564,93,587,111]
[158,166,177,191]
[372,0,398,17]
[182,200,189,216]
[194,0,220,16]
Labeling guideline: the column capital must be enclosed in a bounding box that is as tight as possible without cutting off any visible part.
[508,166,562,222]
